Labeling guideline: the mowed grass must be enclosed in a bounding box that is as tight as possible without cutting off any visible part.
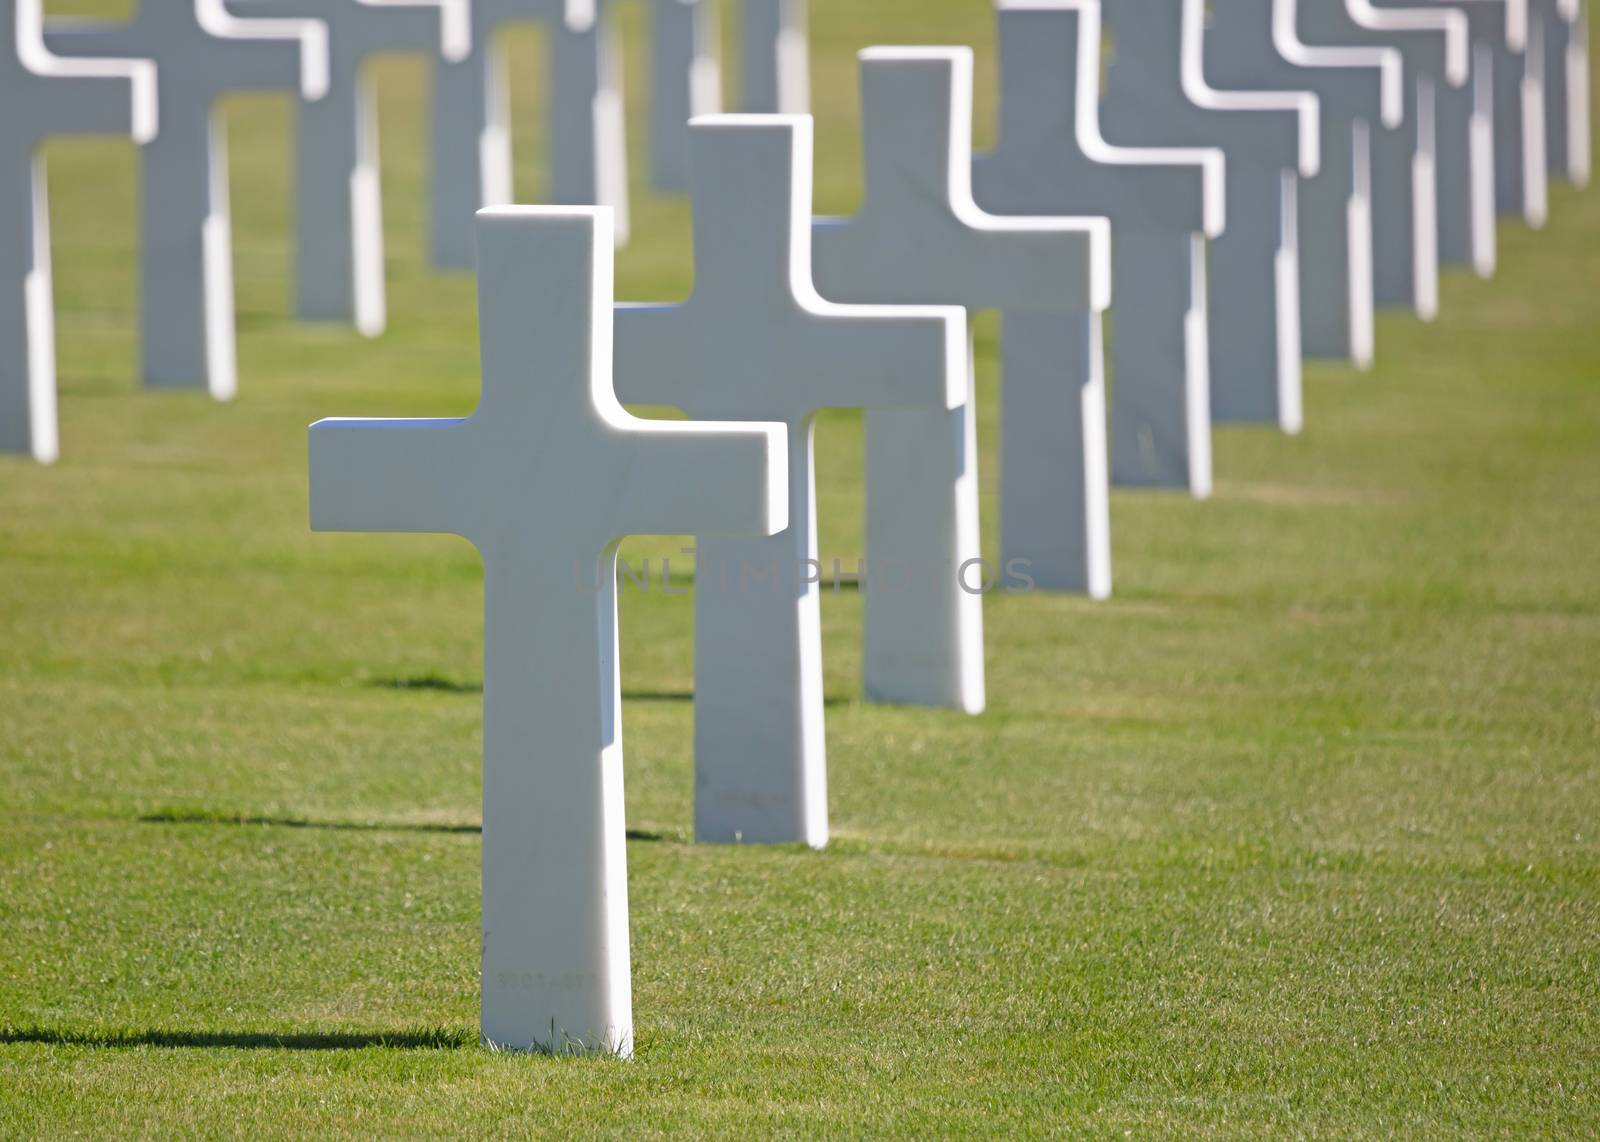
[2,0,1598,1134]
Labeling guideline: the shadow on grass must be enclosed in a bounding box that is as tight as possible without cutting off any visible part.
[0,1026,475,1052]
[367,677,851,707]
[368,677,696,703]
[137,809,674,844]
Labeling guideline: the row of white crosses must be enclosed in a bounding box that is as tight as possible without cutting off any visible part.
[3,0,1591,1054]
[312,0,1587,1049]
[4,0,1585,462]
[0,0,808,461]
[302,0,1587,1049]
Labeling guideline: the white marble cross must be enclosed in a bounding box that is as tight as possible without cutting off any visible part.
[1205,0,1405,369]
[310,205,787,1056]
[1,0,154,463]
[811,48,1111,708]
[429,0,627,269]
[1540,0,1590,186]
[974,0,1224,497]
[1102,0,1319,434]
[46,1,329,399]
[235,0,468,337]
[613,116,965,848]
[739,0,808,112]
[1298,2,1475,315]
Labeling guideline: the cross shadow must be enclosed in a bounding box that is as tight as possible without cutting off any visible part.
[137,811,674,844]
[369,674,480,694]
[365,678,849,707]
[0,1026,473,1052]
[369,678,696,703]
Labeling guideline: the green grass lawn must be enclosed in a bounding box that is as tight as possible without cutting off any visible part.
[3,0,1598,1134]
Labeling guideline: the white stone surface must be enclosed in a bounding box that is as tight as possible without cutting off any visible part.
[429,0,627,269]
[811,48,1111,704]
[1298,2,1473,311]
[1101,0,1318,433]
[1206,0,1405,369]
[613,116,965,847]
[739,0,808,112]
[46,0,328,399]
[1,0,154,463]
[237,0,467,337]
[310,205,788,1057]
[974,0,1224,497]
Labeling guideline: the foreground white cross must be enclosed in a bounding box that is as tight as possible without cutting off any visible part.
[311,206,787,1056]
[1298,1,1473,314]
[1102,0,1318,433]
[811,48,1111,699]
[614,116,965,847]
[1206,0,1405,368]
[237,0,468,337]
[974,0,1224,497]
[1,0,154,463]
[46,1,328,398]
[739,0,808,112]
[429,0,627,269]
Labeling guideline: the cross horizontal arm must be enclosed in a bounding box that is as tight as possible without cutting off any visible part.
[11,27,157,144]
[613,296,964,421]
[357,0,471,60]
[475,0,593,35]
[1209,0,1404,126]
[45,8,330,101]
[1338,1,1472,86]
[1274,45,1406,128]
[309,417,479,539]
[605,418,789,542]
[1177,86,1323,178]
[610,303,700,412]
[197,10,331,101]
[811,200,1109,315]
[234,0,468,64]
[782,300,969,414]
[29,23,134,62]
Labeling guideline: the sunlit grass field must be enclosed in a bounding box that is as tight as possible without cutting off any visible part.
[2,0,1597,1134]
